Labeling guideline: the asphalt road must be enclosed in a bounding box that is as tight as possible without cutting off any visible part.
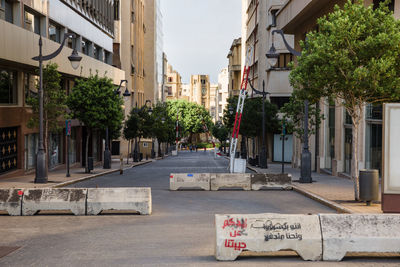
[0,151,399,266]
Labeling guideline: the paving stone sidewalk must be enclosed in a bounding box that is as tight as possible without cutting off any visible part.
[248,163,382,214]
[0,158,153,189]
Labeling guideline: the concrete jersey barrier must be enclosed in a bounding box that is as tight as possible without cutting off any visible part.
[251,173,292,190]
[86,187,152,215]
[211,173,251,191]
[215,213,322,261]
[0,189,24,216]
[320,214,400,261]
[169,173,210,191]
[22,188,87,216]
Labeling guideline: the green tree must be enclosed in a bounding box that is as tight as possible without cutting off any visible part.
[212,121,229,151]
[27,63,66,162]
[167,100,212,143]
[67,74,124,173]
[289,0,400,199]
[280,89,324,142]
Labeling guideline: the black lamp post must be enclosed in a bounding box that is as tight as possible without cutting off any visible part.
[266,29,312,183]
[248,79,270,168]
[32,34,82,183]
[228,107,234,156]
[103,80,130,169]
[133,100,152,162]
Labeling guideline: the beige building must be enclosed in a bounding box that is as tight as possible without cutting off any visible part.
[209,84,218,122]
[165,63,182,100]
[0,0,124,177]
[217,68,229,121]
[227,38,242,97]
[275,0,396,175]
[190,75,211,110]
[180,83,191,101]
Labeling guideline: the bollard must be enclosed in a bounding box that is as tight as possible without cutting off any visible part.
[120,155,123,175]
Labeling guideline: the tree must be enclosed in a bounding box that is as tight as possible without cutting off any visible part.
[280,89,324,142]
[123,108,139,158]
[27,63,65,165]
[167,100,212,143]
[289,0,400,200]
[212,121,229,152]
[67,74,124,173]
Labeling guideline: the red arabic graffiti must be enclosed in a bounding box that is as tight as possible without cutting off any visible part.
[229,230,247,237]
[222,218,247,229]
[225,239,247,250]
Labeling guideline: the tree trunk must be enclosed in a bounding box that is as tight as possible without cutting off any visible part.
[351,109,362,201]
[85,128,90,173]
[44,119,49,173]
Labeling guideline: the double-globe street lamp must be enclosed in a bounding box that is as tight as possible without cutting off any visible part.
[103,80,131,169]
[266,29,312,183]
[133,100,152,162]
[32,34,82,183]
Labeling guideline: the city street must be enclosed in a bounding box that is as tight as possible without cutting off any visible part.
[0,151,399,266]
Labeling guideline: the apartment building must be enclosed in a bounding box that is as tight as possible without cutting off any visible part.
[209,84,218,122]
[276,0,396,175]
[242,0,294,163]
[227,38,242,97]
[0,0,124,177]
[165,63,182,100]
[217,68,229,122]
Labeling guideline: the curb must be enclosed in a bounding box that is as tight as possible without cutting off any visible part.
[247,164,353,214]
[52,160,152,188]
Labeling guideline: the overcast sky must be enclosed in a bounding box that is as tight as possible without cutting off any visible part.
[161,0,242,84]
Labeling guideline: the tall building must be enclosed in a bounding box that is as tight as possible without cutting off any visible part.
[275,0,395,175]
[0,0,124,177]
[227,38,242,97]
[165,63,182,100]
[217,68,229,121]
[190,75,210,110]
[209,84,218,122]
[144,0,157,103]
[155,0,164,103]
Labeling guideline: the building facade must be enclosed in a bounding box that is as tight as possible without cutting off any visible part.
[165,63,182,100]
[276,0,396,175]
[190,74,210,110]
[217,68,229,122]
[209,83,218,122]
[227,38,242,97]
[0,0,124,177]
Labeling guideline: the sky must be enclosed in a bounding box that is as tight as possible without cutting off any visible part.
[161,0,242,84]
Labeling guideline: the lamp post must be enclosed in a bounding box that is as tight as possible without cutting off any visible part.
[32,34,82,183]
[133,100,152,162]
[248,79,270,168]
[266,29,312,183]
[228,107,234,156]
[103,80,130,169]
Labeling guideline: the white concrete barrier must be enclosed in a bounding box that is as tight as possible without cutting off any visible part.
[251,173,292,190]
[22,188,87,216]
[211,173,251,191]
[320,214,400,261]
[86,187,152,215]
[169,173,210,191]
[233,158,246,173]
[172,150,178,156]
[0,189,23,216]
[215,213,322,261]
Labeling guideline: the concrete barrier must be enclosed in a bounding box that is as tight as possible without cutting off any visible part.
[215,213,322,261]
[172,150,178,156]
[0,189,23,216]
[22,188,87,216]
[320,214,400,261]
[211,173,251,191]
[169,173,210,191]
[251,173,292,190]
[86,187,152,215]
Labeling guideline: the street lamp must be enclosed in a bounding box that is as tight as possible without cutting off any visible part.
[266,29,312,183]
[248,80,270,169]
[104,80,130,169]
[133,100,152,162]
[32,34,82,183]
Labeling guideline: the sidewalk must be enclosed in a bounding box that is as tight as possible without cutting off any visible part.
[0,158,153,189]
[248,163,382,214]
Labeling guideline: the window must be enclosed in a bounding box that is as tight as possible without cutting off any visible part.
[270,97,289,109]
[201,79,206,85]
[24,73,39,105]
[276,53,293,69]
[1,0,13,23]
[49,21,62,43]
[167,86,172,96]
[131,11,135,23]
[114,0,120,20]
[168,77,173,82]
[270,9,278,27]
[0,69,17,104]
[24,8,41,35]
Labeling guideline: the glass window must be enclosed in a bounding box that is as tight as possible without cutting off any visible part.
[2,0,13,23]
[0,69,17,104]
[366,103,382,120]
[49,132,63,169]
[24,9,40,35]
[25,133,38,170]
[49,21,62,43]
[24,73,39,104]
[114,0,120,20]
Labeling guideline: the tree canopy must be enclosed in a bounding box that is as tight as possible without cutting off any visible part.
[289,0,400,199]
